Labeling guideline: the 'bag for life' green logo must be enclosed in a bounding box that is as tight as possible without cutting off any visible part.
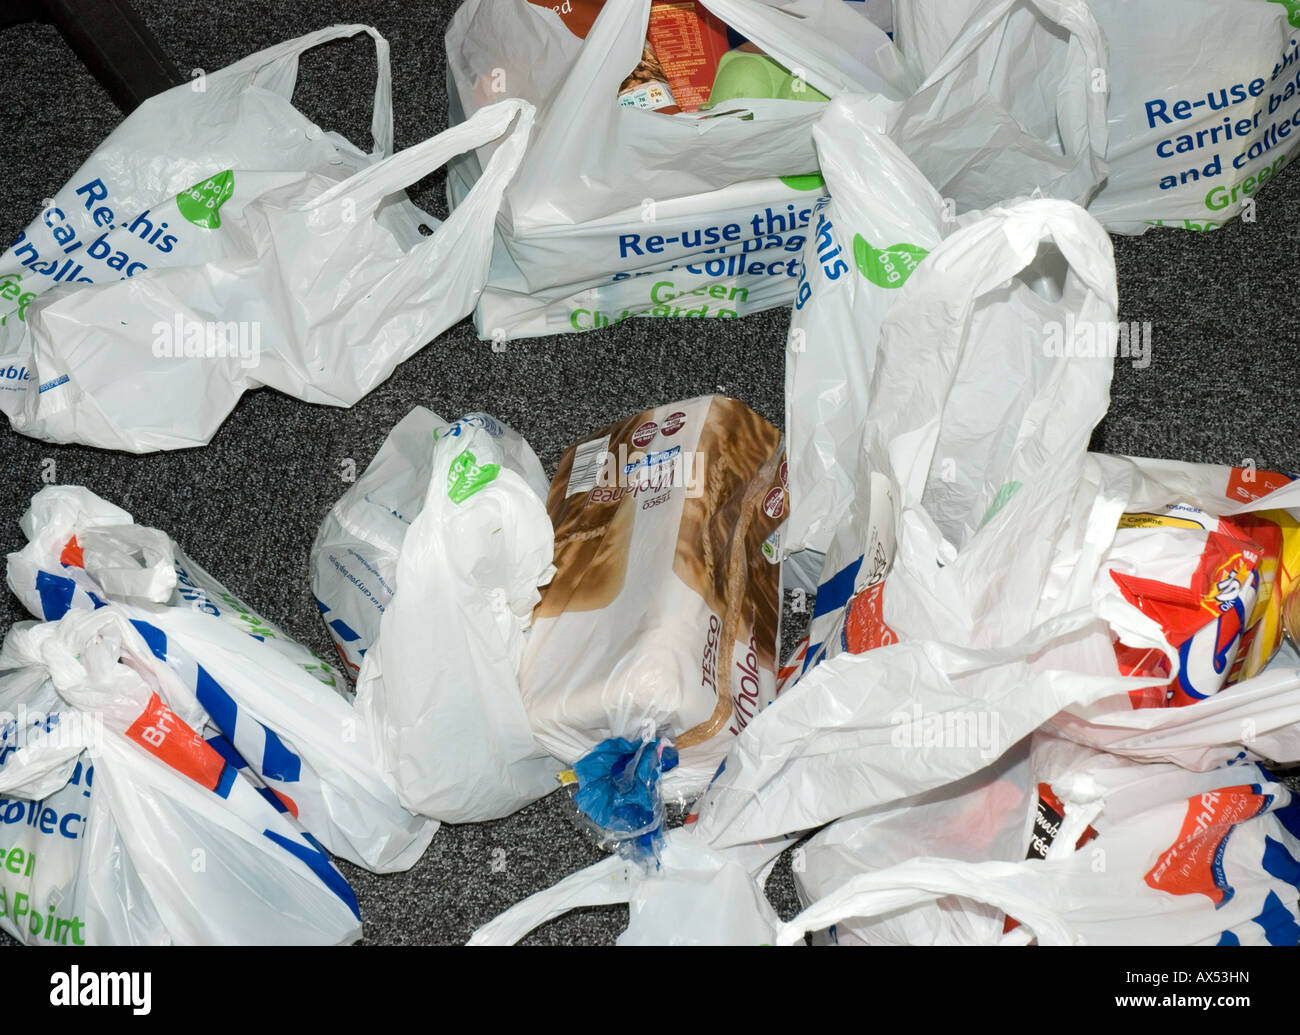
[177,171,235,229]
[853,234,927,288]
[447,449,500,504]
[1269,0,1300,29]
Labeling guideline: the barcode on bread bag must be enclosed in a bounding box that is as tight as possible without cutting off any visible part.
[566,434,611,496]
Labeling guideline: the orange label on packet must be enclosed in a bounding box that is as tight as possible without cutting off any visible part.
[843,582,897,654]
[126,693,226,791]
[647,1,730,111]
[1226,466,1296,504]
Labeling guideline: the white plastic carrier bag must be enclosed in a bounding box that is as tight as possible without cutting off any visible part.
[786,732,1300,946]
[0,608,363,945]
[1087,0,1300,231]
[783,87,1122,561]
[310,407,551,677]
[790,741,1034,945]
[481,624,1300,946]
[703,404,1300,849]
[471,467,1300,945]
[468,827,794,944]
[703,428,1300,850]
[6,486,436,873]
[334,413,562,823]
[895,0,1300,231]
[882,0,1108,209]
[787,165,1121,581]
[693,193,1135,848]
[782,93,952,559]
[469,193,1126,941]
[0,24,534,452]
[444,0,1107,339]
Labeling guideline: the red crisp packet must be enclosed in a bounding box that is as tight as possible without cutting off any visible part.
[1107,506,1271,709]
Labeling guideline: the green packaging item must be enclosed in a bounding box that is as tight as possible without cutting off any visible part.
[703,51,829,108]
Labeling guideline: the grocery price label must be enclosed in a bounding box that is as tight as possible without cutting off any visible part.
[619,84,669,109]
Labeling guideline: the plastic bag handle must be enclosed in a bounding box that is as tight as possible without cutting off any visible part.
[922,0,1103,91]
[216,24,394,156]
[528,0,900,161]
[311,98,533,225]
[774,857,1079,946]
[467,854,634,945]
[77,525,177,602]
[913,0,1107,176]
[872,198,1116,514]
[699,0,904,98]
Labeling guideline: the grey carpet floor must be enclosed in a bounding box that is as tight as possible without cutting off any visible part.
[0,0,1297,945]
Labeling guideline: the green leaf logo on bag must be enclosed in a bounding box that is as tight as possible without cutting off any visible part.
[1269,0,1300,28]
[447,449,500,504]
[853,235,928,289]
[780,173,826,192]
[981,481,1023,527]
[177,170,235,229]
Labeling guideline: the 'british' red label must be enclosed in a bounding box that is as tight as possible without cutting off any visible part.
[126,693,227,792]
[1144,785,1273,907]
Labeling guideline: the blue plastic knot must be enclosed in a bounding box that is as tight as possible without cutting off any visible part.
[572,737,678,859]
